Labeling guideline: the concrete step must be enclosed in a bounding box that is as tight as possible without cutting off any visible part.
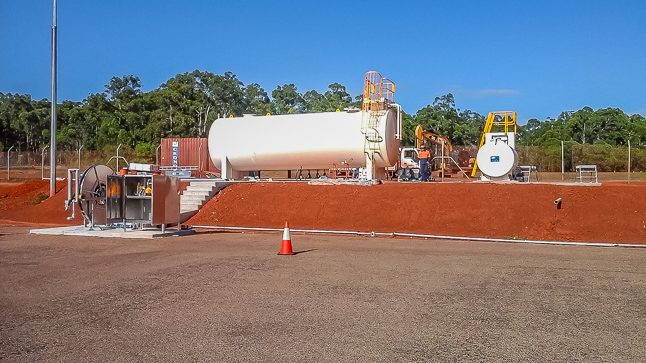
[185,185,216,192]
[181,200,205,207]
[179,204,201,211]
[182,192,211,199]
[181,190,210,197]
[179,180,232,218]
[189,181,218,186]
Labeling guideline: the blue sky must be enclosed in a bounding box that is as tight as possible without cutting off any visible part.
[1,0,645,122]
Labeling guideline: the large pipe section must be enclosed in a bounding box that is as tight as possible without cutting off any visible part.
[208,109,401,180]
[191,225,646,248]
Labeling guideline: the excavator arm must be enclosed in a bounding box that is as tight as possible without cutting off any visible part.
[414,125,453,155]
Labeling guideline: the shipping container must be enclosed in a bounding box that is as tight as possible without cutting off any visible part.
[159,138,218,177]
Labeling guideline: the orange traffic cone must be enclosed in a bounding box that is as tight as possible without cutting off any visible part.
[278,221,294,255]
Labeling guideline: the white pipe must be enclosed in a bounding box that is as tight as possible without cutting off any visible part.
[190,225,646,248]
[391,103,403,140]
[155,144,161,165]
[116,144,122,171]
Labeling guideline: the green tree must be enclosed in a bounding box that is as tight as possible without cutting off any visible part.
[271,84,303,114]
[323,83,352,110]
[411,93,484,145]
[244,83,273,115]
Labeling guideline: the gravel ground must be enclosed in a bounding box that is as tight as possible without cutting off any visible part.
[1,226,645,362]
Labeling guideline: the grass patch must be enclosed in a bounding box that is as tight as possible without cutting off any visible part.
[32,192,48,205]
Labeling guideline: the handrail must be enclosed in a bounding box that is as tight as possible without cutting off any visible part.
[362,71,396,112]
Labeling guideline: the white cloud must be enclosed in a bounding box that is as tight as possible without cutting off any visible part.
[473,88,520,97]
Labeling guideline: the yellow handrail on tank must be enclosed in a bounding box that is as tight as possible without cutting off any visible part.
[362,71,395,112]
[471,111,517,177]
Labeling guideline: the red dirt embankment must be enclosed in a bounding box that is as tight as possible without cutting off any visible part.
[189,182,646,244]
[0,181,82,226]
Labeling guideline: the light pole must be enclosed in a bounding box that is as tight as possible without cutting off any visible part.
[49,0,58,196]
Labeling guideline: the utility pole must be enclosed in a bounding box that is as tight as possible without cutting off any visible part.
[49,0,58,197]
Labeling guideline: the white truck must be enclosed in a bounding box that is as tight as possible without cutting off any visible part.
[386,147,421,180]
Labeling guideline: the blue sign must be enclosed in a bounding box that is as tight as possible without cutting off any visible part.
[490,155,500,162]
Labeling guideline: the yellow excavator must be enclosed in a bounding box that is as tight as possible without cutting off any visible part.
[414,125,452,155]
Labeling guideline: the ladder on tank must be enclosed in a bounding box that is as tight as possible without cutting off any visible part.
[362,110,384,154]
[361,71,394,159]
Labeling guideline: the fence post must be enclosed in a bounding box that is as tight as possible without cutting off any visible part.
[77,144,84,171]
[7,145,15,180]
[561,141,564,181]
[628,140,631,184]
[41,145,49,180]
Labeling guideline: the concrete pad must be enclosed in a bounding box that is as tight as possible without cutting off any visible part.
[29,225,194,239]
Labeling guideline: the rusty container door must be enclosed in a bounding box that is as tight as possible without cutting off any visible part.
[160,138,217,177]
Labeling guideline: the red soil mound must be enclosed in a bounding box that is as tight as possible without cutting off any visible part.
[188,182,646,244]
[0,181,82,226]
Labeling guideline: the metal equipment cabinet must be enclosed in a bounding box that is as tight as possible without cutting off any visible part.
[106,174,180,229]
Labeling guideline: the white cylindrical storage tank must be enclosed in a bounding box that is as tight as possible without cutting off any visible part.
[475,142,519,178]
[208,110,400,172]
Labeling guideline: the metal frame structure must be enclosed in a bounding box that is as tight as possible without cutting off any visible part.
[65,169,80,220]
[575,165,598,183]
[519,165,538,182]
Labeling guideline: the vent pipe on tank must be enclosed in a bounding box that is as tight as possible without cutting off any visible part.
[391,103,403,140]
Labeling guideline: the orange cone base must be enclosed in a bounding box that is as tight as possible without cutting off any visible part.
[278,239,294,255]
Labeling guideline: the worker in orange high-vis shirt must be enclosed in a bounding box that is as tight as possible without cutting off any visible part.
[418,147,431,182]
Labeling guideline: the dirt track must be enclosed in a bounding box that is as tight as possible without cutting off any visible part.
[1,227,646,362]
[189,182,646,244]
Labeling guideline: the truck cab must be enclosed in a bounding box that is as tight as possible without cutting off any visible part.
[385,147,420,180]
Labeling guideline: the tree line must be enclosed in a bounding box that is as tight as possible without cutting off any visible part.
[1,70,645,159]
[0,71,357,155]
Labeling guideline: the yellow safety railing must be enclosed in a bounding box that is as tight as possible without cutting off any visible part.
[362,71,395,112]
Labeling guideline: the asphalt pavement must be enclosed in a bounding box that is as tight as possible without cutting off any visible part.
[1,227,645,362]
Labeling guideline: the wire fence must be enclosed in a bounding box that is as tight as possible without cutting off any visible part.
[0,148,155,177]
[517,144,645,172]
[1,143,644,176]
